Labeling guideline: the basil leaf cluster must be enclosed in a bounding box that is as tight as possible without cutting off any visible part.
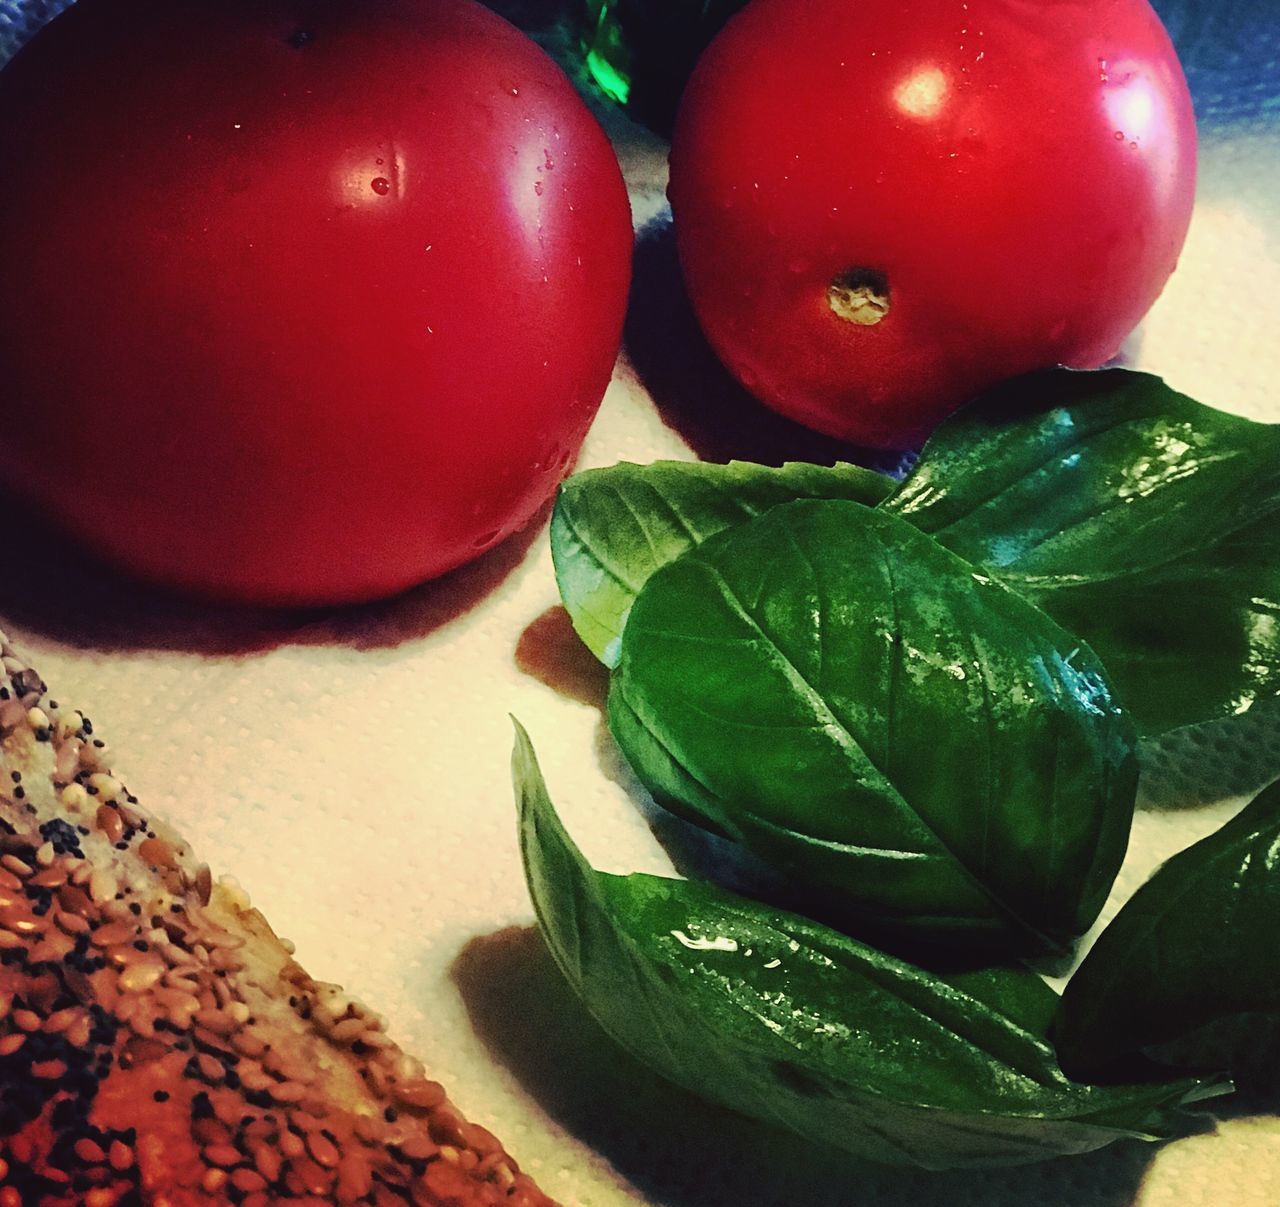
[513,723,1222,1169]
[521,366,1280,1166]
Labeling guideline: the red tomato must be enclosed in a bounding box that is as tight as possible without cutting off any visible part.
[668,0,1196,449]
[0,0,632,604]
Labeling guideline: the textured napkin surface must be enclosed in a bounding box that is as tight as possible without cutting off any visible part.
[1,2,1279,1204]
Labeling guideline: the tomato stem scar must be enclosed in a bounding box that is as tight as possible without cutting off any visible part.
[828,268,890,326]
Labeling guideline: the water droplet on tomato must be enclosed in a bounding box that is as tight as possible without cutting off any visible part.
[375,157,384,166]
[534,180,544,196]
[532,443,560,473]
[1114,130,1125,140]
[370,177,390,195]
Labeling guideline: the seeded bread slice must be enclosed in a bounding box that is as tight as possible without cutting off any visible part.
[0,631,555,1207]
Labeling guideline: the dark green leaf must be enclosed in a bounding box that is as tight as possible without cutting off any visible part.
[551,460,891,665]
[883,367,1280,738]
[513,722,1222,1169]
[608,498,1137,954]
[1055,778,1280,1079]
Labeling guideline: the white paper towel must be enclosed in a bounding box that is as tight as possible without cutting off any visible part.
[2,4,1279,1204]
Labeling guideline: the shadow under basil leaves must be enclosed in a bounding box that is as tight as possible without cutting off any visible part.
[1148,1013,1280,1117]
[1137,705,1280,811]
[512,606,647,796]
[514,606,611,709]
[453,925,1160,1207]
[623,216,916,476]
[0,484,548,656]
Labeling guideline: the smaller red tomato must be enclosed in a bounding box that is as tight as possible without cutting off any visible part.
[668,0,1196,449]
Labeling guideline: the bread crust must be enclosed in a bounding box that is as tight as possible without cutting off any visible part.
[0,631,555,1206]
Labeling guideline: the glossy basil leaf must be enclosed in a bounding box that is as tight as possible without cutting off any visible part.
[513,722,1223,1169]
[1055,778,1280,1079]
[551,459,892,665]
[883,367,1280,738]
[608,498,1138,955]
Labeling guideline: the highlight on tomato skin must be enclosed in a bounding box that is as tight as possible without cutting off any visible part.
[667,0,1198,451]
[0,0,634,606]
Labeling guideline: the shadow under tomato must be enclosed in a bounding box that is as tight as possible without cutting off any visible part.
[622,215,917,476]
[453,924,1161,1207]
[479,0,574,35]
[0,483,549,656]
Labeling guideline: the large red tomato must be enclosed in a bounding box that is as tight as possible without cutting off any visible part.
[668,0,1196,449]
[0,0,632,604]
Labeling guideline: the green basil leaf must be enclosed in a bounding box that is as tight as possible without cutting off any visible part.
[551,460,892,666]
[1054,778,1280,1079]
[883,367,1280,738]
[513,722,1223,1170]
[608,498,1137,954]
